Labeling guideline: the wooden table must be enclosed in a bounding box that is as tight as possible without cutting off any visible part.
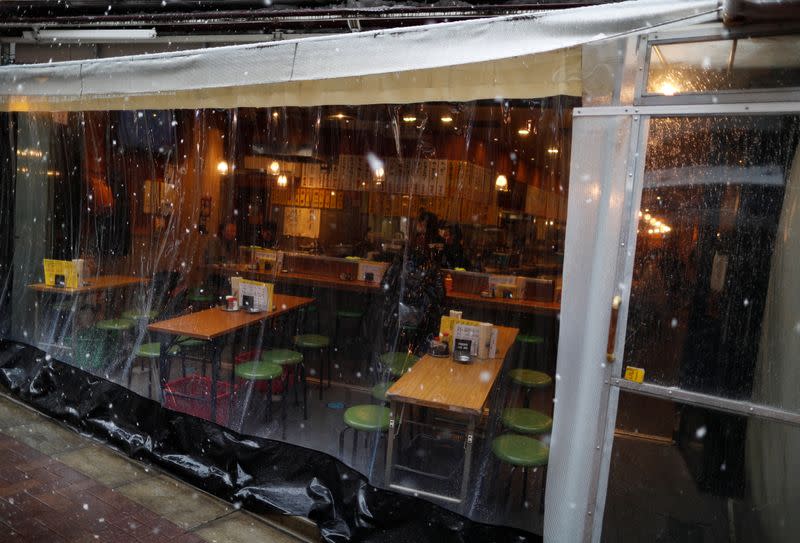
[210,264,381,294]
[384,325,519,506]
[147,294,314,419]
[446,289,560,316]
[28,275,148,294]
[27,275,149,349]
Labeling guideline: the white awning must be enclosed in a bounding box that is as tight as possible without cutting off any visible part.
[0,0,719,111]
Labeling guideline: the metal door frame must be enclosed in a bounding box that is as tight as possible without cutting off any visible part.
[545,24,800,543]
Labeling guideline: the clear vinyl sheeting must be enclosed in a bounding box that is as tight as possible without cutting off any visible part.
[1,96,575,538]
[0,0,719,111]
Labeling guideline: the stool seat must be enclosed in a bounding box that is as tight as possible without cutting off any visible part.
[235,361,283,381]
[261,349,303,366]
[379,352,419,377]
[509,368,552,388]
[501,408,552,435]
[51,300,77,312]
[95,319,134,331]
[188,290,214,302]
[336,309,364,319]
[492,434,549,467]
[343,405,391,432]
[371,382,396,402]
[517,334,544,345]
[135,342,177,358]
[294,334,330,349]
[121,309,159,321]
[176,336,206,348]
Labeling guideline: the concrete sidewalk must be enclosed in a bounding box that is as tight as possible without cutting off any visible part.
[0,392,319,542]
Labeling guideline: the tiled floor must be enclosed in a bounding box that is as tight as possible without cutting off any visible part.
[0,393,316,542]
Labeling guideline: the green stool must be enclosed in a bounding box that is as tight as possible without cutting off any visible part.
[261,349,306,420]
[398,323,420,351]
[492,433,549,509]
[501,408,552,435]
[235,360,285,428]
[516,333,545,372]
[94,318,135,374]
[50,299,78,343]
[294,334,331,400]
[339,404,391,464]
[74,327,107,371]
[509,368,553,409]
[130,342,176,398]
[379,352,419,378]
[96,318,135,332]
[370,381,396,403]
[188,289,215,310]
[174,336,210,377]
[295,304,320,334]
[121,309,160,321]
[334,308,366,372]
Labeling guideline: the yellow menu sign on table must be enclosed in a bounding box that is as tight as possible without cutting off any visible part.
[439,315,482,348]
[43,259,81,288]
[235,278,274,312]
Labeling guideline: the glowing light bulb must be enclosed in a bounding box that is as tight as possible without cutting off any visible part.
[270,161,280,174]
[495,174,508,190]
[216,161,229,174]
[277,174,288,187]
[657,81,681,96]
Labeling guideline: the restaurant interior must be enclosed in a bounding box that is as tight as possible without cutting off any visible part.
[3,18,800,541]
[9,96,574,533]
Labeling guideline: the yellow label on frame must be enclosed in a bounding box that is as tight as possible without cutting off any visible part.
[623,366,645,383]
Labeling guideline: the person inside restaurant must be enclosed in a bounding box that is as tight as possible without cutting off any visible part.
[381,210,447,354]
[440,223,470,270]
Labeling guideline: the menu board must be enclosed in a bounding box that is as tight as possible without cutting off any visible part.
[357,261,389,284]
[283,207,321,238]
[43,259,84,288]
[235,278,274,312]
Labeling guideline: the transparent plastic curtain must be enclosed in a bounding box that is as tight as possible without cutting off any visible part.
[0,98,573,535]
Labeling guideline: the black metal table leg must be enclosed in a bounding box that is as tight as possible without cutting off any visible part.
[210,338,222,423]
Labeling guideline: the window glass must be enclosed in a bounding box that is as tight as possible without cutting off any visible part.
[605,392,800,542]
[646,35,800,95]
[1,98,575,534]
[622,115,800,413]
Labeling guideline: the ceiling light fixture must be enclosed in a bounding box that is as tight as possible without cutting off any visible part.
[495,174,508,191]
[269,161,280,174]
[27,28,157,43]
[216,161,229,174]
[402,115,417,123]
[441,116,453,123]
[277,174,288,187]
